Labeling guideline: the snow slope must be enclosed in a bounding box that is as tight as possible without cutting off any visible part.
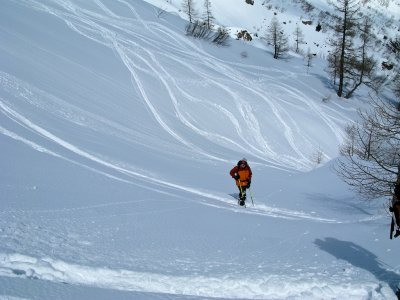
[144,0,400,59]
[0,0,399,299]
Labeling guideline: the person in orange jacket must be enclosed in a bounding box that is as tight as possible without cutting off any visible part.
[230,158,252,206]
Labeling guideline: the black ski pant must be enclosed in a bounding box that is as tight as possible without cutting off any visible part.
[238,186,247,200]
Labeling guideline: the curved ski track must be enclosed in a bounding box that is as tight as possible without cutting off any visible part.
[2,0,360,223]
[0,91,340,224]
[0,1,390,299]
[16,0,351,170]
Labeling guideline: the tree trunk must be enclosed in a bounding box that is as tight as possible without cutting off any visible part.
[337,8,347,97]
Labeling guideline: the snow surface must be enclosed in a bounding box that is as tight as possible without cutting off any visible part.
[1,0,400,299]
[145,0,400,59]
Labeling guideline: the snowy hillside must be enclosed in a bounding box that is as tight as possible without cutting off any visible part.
[1,0,400,299]
[145,0,400,60]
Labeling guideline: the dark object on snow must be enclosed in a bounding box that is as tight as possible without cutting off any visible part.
[390,200,400,239]
[237,30,252,41]
[382,61,394,70]
[245,0,254,5]
[230,158,252,206]
[395,184,400,199]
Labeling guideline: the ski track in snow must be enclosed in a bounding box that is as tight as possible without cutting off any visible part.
[13,0,348,171]
[0,252,386,299]
[0,1,394,299]
[0,0,372,223]
[0,92,366,224]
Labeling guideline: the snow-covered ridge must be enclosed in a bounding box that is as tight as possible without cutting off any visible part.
[0,252,388,299]
[146,0,400,60]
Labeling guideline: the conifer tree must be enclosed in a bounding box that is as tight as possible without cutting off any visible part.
[265,17,289,59]
[344,17,376,98]
[182,0,198,23]
[293,24,305,53]
[327,0,361,97]
[203,0,214,29]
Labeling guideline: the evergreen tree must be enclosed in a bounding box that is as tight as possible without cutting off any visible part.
[265,17,289,59]
[203,0,214,29]
[327,0,361,97]
[306,48,313,73]
[344,17,377,98]
[293,24,305,53]
[182,0,198,23]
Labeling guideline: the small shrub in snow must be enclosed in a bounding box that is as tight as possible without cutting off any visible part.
[312,147,324,165]
[211,26,230,46]
[185,21,213,40]
[185,21,230,47]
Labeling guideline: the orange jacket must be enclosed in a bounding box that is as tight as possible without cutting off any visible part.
[230,165,252,187]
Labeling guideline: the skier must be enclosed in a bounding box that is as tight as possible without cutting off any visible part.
[230,158,252,206]
[390,183,400,238]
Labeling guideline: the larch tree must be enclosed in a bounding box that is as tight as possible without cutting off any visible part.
[336,95,400,203]
[203,0,214,29]
[182,0,198,23]
[265,17,289,59]
[327,0,361,97]
[344,16,377,99]
[293,24,305,53]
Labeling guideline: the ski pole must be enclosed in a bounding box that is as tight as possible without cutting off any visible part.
[238,179,243,205]
[249,188,254,206]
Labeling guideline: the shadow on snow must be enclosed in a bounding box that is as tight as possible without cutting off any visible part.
[315,237,400,296]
